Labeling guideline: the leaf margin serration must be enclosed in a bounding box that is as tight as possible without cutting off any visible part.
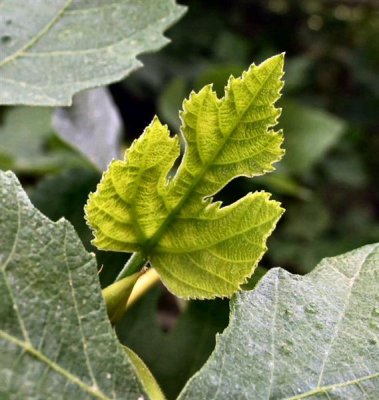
[85,53,286,299]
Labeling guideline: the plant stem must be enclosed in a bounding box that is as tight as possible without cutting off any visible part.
[115,252,147,282]
[126,268,160,308]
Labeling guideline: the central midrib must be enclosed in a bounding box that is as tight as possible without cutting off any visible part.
[141,62,280,254]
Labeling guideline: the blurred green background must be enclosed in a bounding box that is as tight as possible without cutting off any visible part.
[1,1,378,397]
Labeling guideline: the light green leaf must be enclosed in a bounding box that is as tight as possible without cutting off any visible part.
[53,88,122,171]
[179,244,379,399]
[0,170,148,399]
[86,54,285,299]
[0,0,186,106]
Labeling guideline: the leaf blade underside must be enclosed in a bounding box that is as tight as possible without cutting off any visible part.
[0,171,146,399]
[178,244,379,399]
[86,54,285,299]
[0,0,185,106]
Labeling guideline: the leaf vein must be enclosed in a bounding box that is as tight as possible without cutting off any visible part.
[284,372,379,400]
[155,260,216,296]
[0,0,73,69]
[267,272,279,399]
[315,249,373,388]
[1,192,31,343]
[185,253,237,288]
[0,330,111,400]
[62,225,100,393]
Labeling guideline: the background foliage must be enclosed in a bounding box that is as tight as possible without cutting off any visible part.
[1,1,378,398]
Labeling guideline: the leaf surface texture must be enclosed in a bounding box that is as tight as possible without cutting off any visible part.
[0,0,185,105]
[86,54,285,298]
[0,171,147,399]
[179,244,379,399]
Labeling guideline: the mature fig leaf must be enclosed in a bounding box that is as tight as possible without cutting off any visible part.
[86,54,285,299]
[53,88,122,171]
[0,171,149,399]
[30,169,129,287]
[0,0,186,106]
[179,244,379,399]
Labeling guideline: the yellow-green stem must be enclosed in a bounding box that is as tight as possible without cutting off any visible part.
[127,268,160,308]
[115,252,147,282]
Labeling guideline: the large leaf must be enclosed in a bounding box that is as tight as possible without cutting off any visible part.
[30,168,129,287]
[179,244,379,399]
[30,168,100,248]
[0,0,186,106]
[53,88,122,171]
[0,171,149,399]
[85,54,285,299]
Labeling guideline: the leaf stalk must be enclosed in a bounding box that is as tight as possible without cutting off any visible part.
[115,252,147,281]
[126,268,161,308]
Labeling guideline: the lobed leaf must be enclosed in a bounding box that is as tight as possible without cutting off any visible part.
[179,244,379,399]
[86,54,285,299]
[0,171,150,399]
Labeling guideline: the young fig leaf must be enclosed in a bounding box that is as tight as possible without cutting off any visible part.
[85,54,285,299]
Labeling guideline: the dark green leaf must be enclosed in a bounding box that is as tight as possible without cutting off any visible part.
[30,169,128,287]
[0,0,186,106]
[0,170,147,398]
[180,244,379,399]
